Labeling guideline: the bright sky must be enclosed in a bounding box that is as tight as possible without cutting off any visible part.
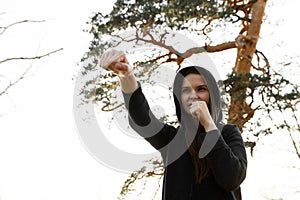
[0,0,300,200]
[0,1,125,200]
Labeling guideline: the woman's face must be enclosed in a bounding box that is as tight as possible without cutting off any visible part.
[180,74,210,115]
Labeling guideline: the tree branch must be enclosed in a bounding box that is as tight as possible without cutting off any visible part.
[182,41,237,57]
[0,19,46,35]
[0,65,32,96]
[284,119,300,159]
[136,30,182,56]
[111,28,237,65]
[0,48,63,64]
[136,30,237,59]
[0,48,63,96]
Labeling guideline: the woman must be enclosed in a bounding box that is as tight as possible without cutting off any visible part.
[100,50,247,200]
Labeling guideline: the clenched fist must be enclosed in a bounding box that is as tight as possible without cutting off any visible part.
[100,49,132,77]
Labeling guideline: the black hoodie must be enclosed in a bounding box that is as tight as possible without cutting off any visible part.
[122,66,247,200]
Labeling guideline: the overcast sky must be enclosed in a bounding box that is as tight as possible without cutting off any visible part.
[1,0,300,200]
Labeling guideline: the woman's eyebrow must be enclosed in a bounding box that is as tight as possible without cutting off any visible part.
[182,84,207,87]
[181,85,191,90]
[181,84,207,88]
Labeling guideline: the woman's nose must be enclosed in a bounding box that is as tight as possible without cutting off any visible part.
[190,90,199,100]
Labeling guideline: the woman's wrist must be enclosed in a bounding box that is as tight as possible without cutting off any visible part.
[119,68,138,94]
[118,67,134,78]
[204,121,217,132]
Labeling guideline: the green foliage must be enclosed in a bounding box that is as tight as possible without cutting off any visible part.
[80,0,300,144]
[80,0,238,108]
[221,51,300,153]
[90,0,233,36]
[223,56,300,114]
[118,158,164,199]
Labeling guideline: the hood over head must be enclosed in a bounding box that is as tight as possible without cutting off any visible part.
[172,66,223,125]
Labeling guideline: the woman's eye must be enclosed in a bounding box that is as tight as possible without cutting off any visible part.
[197,87,207,91]
[182,88,190,93]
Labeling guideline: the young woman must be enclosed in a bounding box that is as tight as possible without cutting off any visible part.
[100,50,247,200]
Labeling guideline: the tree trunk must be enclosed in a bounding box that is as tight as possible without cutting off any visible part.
[228,0,267,130]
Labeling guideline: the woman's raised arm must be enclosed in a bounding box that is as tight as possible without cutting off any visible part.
[100,49,138,93]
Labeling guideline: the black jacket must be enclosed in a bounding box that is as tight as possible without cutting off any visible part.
[123,86,247,200]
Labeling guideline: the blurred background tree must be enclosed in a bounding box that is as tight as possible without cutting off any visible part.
[78,0,300,198]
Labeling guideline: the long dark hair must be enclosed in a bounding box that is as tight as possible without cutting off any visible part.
[173,66,223,183]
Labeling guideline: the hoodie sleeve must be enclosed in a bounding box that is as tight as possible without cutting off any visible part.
[206,124,247,191]
[122,83,177,151]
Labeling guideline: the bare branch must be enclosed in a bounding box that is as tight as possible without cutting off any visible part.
[0,19,46,35]
[110,27,237,66]
[101,103,124,112]
[0,48,63,96]
[136,30,237,59]
[182,41,237,58]
[0,65,32,96]
[0,48,63,64]
[136,30,182,56]
[284,119,300,159]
